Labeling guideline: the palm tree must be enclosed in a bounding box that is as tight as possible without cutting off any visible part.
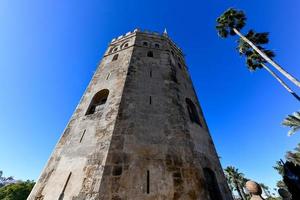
[216,8,300,88]
[224,166,247,200]
[286,143,300,165]
[237,30,300,101]
[260,183,271,198]
[273,161,289,193]
[0,171,14,188]
[276,180,287,190]
[273,161,284,176]
[282,111,300,136]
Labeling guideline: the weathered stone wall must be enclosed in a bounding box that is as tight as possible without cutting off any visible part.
[28,30,233,200]
[27,32,136,200]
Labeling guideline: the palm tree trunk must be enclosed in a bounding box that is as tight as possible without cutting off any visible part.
[234,182,245,200]
[239,185,247,200]
[261,63,300,101]
[233,28,300,88]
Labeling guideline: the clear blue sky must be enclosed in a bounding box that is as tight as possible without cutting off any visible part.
[1,0,300,192]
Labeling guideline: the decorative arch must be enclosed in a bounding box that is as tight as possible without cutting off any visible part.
[121,41,130,49]
[108,47,115,53]
[86,89,109,115]
[203,168,223,200]
[185,98,201,126]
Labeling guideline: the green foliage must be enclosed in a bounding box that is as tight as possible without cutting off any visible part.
[216,8,246,38]
[282,111,300,136]
[245,48,275,71]
[260,183,271,197]
[286,143,300,165]
[273,143,300,192]
[237,30,270,55]
[0,171,15,188]
[266,197,281,200]
[0,181,35,200]
[276,180,287,190]
[225,166,280,199]
[237,30,275,71]
[273,161,284,176]
[224,166,249,200]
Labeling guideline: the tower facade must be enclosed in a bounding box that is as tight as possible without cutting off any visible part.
[28,29,233,200]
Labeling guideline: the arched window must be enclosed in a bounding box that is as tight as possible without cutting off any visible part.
[113,47,118,52]
[121,42,129,49]
[185,98,201,126]
[109,47,114,53]
[143,41,148,46]
[112,54,118,61]
[147,51,153,57]
[203,168,223,200]
[155,43,160,48]
[86,89,109,115]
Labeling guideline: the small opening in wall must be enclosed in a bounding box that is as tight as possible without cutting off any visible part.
[86,89,109,115]
[155,43,160,48]
[185,98,202,126]
[203,168,223,200]
[106,73,111,80]
[150,69,152,78]
[112,166,122,176]
[124,43,129,48]
[112,54,118,61]
[58,172,72,200]
[149,96,152,105]
[79,129,86,143]
[147,51,153,57]
[143,41,148,46]
[147,170,150,194]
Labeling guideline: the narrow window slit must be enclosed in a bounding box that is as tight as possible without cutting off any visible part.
[58,172,72,200]
[149,96,152,105]
[147,170,150,194]
[150,69,152,78]
[79,129,86,143]
[106,73,111,80]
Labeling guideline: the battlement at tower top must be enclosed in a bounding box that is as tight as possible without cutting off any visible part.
[109,28,184,56]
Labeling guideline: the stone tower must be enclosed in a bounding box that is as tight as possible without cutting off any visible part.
[28,29,233,200]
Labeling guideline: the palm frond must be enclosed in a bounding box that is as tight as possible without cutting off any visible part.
[216,8,246,38]
[282,111,300,136]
